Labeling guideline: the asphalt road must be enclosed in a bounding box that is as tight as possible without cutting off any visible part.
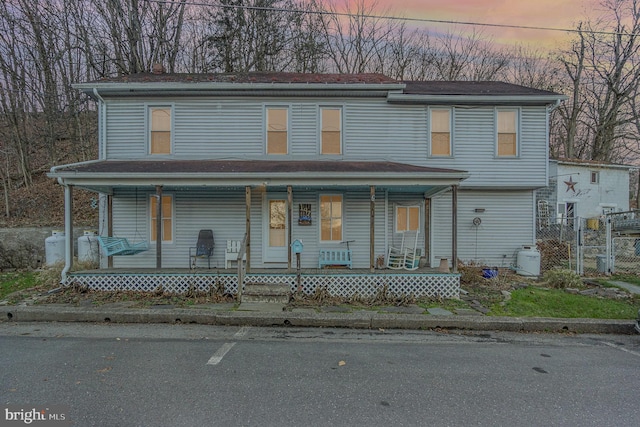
[1,323,639,427]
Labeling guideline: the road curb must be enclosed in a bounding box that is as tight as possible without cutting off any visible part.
[0,305,635,334]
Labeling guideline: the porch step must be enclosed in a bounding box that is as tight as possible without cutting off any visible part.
[242,282,291,304]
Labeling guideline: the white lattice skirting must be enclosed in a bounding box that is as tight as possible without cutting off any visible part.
[68,272,460,298]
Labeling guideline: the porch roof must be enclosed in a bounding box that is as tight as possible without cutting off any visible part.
[49,159,469,194]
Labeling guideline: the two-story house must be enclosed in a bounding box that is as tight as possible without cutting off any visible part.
[49,72,565,298]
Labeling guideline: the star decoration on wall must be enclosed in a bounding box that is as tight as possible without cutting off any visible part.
[564,176,577,193]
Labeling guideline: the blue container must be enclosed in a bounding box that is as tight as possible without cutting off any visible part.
[482,268,498,279]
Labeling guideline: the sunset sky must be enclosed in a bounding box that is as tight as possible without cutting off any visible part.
[335,0,599,50]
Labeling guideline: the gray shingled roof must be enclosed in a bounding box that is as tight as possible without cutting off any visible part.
[86,72,561,97]
[91,72,399,85]
[402,80,560,96]
[53,159,463,175]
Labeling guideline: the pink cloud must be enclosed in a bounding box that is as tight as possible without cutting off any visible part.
[339,0,595,48]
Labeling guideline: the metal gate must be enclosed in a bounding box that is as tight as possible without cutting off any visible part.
[576,211,640,276]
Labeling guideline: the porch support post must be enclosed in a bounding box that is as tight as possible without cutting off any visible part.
[245,186,251,271]
[61,184,73,283]
[155,185,162,269]
[452,185,458,273]
[107,194,113,268]
[424,197,430,266]
[370,185,376,272]
[287,185,292,271]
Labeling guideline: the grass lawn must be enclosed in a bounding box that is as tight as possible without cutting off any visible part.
[0,272,40,300]
[490,287,639,319]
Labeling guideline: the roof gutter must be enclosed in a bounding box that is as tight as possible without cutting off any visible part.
[49,159,104,184]
[547,98,562,113]
[73,82,406,99]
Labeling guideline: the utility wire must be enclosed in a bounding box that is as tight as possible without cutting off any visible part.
[146,0,640,38]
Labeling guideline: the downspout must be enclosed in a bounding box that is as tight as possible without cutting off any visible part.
[61,183,73,283]
[93,88,107,160]
[547,99,562,113]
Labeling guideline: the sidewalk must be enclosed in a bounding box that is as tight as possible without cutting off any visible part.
[0,299,635,335]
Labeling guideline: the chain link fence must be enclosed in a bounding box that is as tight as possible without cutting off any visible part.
[536,216,579,273]
[536,211,640,277]
[608,210,640,276]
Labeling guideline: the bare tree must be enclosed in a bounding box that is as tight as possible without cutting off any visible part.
[204,0,306,73]
[317,0,398,74]
[430,29,509,81]
[555,0,640,163]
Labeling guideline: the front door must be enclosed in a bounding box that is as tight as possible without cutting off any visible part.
[264,196,288,263]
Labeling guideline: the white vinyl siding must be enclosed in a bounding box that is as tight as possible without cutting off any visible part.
[103,100,547,188]
[432,189,535,267]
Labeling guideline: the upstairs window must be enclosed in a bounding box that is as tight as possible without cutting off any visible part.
[149,107,172,154]
[497,109,518,157]
[320,195,343,242]
[430,109,451,156]
[266,107,288,154]
[590,171,599,184]
[321,108,342,155]
[150,195,173,242]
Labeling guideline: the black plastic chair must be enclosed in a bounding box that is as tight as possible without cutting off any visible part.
[189,229,214,268]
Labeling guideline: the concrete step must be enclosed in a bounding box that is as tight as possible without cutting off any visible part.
[242,282,290,304]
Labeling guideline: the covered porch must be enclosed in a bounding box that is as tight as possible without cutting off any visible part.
[49,159,468,297]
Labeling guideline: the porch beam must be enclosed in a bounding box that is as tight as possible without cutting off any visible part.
[424,198,430,266]
[287,185,292,270]
[155,185,162,269]
[452,185,458,273]
[370,185,375,272]
[245,186,251,270]
[107,194,113,268]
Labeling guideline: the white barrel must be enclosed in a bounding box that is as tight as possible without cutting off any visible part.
[516,245,541,276]
[45,231,66,266]
[78,230,99,263]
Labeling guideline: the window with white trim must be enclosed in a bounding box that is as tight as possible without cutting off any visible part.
[497,109,518,157]
[590,171,599,184]
[321,107,342,155]
[396,205,420,233]
[149,106,172,154]
[430,109,451,156]
[320,195,342,242]
[266,107,288,154]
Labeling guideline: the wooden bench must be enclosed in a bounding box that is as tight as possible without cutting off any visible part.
[225,240,246,268]
[318,249,352,269]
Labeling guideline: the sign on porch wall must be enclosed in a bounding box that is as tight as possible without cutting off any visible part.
[298,203,312,225]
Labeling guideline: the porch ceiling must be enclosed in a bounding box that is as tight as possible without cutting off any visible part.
[49,159,469,194]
